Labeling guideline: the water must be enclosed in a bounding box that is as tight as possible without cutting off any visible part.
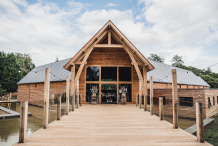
[0,102,66,146]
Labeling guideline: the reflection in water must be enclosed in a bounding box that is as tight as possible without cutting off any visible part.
[0,102,66,146]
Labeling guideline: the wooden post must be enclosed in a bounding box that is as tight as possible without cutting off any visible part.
[139,80,142,108]
[76,80,79,109]
[136,94,138,107]
[71,65,75,111]
[72,95,75,111]
[80,94,82,106]
[9,92,11,101]
[143,66,147,111]
[57,95,61,120]
[196,102,204,143]
[66,76,70,115]
[43,68,50,129]
[19,101,28,143]
[159,97,163,120]
[52,94,54,105]
[108,30,111,45]
[150,76,153,115]
[172,69,178,128]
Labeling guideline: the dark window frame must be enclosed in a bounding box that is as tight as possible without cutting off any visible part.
[179,97,193,107]
[119,67,132,81]
[86,67,100,81]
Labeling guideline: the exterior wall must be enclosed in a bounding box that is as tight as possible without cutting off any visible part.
[147,89,206,119]
[205,89,218,118]
[18,81,66,105]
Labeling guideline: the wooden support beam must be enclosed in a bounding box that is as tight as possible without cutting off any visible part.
[139,80,142,109]
[136,94,138,107]
[57,95,61,120]
[196,102,204,143]
[72,95,75,111]
[143,66,147,111]
[66,76,70,115]
[80,94,82,106]
[9,92,11,101]
[76,80,79,109]
[94,44,124,48]
[159,97,163,120]
[19,101,28,143]
[150,76,154,115]
[43,68,50,129]
[71,65,75,96]
[172,69,178,129]
[108,30,111,45]
[52,94,54,105]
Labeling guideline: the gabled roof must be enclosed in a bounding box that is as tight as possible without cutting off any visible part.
[64,20,154,71]
[18,58,210,87]
[17,58,71,84]
[147,60,210,87]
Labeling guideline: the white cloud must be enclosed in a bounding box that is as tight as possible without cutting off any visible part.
[105,3,119,7]
[0,0,218,73]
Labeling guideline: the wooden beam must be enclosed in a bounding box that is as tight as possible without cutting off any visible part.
[76,80,79,109]
[43,68,50,129]
[159,97,163,120]
[57,95,61,120]
[74,53,86,64]
[108,30,111,45]
[150,76,153,115]
[66,76,70,115]
[172,69,178,129]
[139,80,142,109]
[94,44,124,48]
[143,66,147,111]
[19,101,28,143]
[71,65,75,111]
[196,102,204,143]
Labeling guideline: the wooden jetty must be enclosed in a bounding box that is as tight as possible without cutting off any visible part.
[14,104,211,146]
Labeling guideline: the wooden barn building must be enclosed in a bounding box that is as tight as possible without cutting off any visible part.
[17,21,218,119]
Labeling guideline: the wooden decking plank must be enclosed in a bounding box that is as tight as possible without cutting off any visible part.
[14,104,212,146]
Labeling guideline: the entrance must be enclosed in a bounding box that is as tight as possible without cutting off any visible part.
[101,84,117,104]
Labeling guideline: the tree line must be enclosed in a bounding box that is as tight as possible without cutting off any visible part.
[148,54,218,88]
[0,52,35,96]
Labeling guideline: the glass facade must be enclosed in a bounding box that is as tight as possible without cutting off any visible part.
[86,67,99,81]
[86,84,99,102]
[101,84,117,104]
[101,67,117,81]
[118,84,131,102]
[119,67,131,81]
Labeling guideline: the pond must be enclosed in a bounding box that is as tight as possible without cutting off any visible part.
[0,102,66,146]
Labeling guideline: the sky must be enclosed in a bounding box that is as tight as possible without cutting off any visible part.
[0,0,218,73]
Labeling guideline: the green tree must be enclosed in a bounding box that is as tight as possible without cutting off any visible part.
[171,55,184,67]
[0,84,6,97]
[148,54,164,63]
[15,53,35,77]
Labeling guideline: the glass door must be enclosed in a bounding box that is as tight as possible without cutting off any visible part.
[101,84,117,104]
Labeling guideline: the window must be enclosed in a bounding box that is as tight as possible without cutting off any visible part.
[35,84,37,87]
[86,84,99,102]
[208,97,212,108]
[101,67,117,81]
[180,97,193,107]
[86,67,99,81]
[119,67,131,81]
[147,96,150,105]
[213,96,215,106]
[119,84,131,102]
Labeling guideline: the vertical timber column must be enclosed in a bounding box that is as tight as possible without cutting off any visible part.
[159,97,163,120]
[139,80,142,109]
[136,94,138,106]
[43,68,50,129]
[172,69,178,129]
[66,76,70,115]
[196,102,204,143]
[57,95,61,120]
[9,92,11,101]
[143,66,147,111]
[76,80,79,108]
[71,65,75,111]
[108,29,111,45]
[19,101,28,143]
[150,76,154,115]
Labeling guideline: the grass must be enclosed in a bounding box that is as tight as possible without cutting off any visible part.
[205,114,218,145]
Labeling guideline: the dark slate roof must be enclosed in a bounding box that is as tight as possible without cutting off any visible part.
[17,58,71,84]
[147,60,210,87]
[18,58,210,87]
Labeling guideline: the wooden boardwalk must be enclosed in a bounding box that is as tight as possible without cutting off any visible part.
[15,104,212,146]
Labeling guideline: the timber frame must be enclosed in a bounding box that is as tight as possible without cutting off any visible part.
[65,20,154,103]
